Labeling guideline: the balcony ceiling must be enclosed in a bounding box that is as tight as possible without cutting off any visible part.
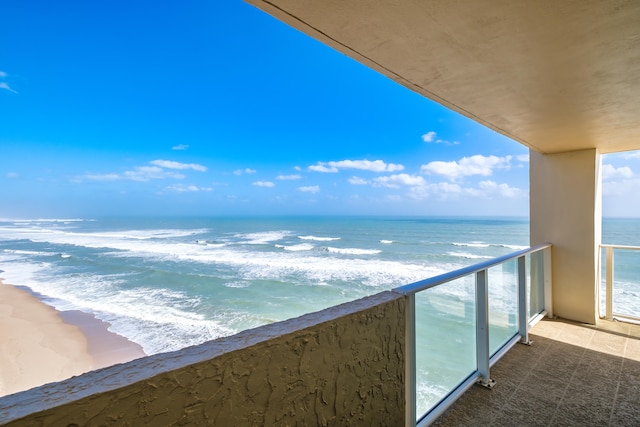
[246,0,640,154]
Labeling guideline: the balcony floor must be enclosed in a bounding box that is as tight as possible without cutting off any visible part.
[432,317,640,426]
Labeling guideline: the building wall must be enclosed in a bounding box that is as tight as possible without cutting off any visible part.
[1,291,406,426]
[530,148,601,324]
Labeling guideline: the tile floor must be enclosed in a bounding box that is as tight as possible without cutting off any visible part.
[432,317,640,426]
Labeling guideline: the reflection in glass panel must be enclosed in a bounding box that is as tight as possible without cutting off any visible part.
[529,250,546,320]
[487,260,518,355]
[611,248,640,317]
[415,276,476,418]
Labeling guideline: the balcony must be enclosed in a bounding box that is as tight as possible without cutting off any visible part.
[2,0,639,424]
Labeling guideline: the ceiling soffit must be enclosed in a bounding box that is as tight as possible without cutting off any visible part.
[246,0,640,154]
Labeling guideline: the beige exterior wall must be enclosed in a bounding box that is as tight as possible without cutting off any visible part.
[1,291,406,426]
[530,148,602,324]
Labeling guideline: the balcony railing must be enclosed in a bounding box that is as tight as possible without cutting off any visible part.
[395,244,552,425]
[600,244,640,323]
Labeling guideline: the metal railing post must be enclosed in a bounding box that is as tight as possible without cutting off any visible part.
[606,246,614,320]
[517,255,532,345]
[475,269,495,389]
[544,246,553,318]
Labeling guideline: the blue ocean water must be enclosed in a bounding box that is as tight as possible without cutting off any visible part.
[0,216,637,410]
[0,216,528,350]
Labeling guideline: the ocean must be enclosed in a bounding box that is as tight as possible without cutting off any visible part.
[0,216,637,412]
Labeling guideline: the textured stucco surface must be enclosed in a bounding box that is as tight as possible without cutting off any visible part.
[0,291,406,426]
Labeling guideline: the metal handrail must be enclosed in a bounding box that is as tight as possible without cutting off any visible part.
[601,244,640,251]
[396,244,551,295]
[394,244,552,426]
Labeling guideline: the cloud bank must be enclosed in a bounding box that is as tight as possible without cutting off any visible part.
[79,160,206,182]
[421,155,512,179]
[309,159,404,173]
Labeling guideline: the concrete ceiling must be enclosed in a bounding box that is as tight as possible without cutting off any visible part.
[246,0,640,154]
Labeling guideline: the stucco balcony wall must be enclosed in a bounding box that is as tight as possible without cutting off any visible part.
[0,291,406,426]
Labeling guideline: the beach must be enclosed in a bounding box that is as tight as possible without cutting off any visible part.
[0,278,146,397]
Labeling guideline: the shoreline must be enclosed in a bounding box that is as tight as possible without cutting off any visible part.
[0,278,146,397]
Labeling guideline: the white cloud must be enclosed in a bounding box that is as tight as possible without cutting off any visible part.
[335,159,404,172]
[407,180,521,201]
[6,172,18,179]
[436,139,460,146]
[79,160,206,183]
[82,173,121,181]
[0,82,18,94]
[421,131,437,143]
[432,182,463,193]
[430,182,462,194]
[421,131,459,145]
[124,166,185,181]
[373,174,426,188]
[171,144,189,151]
[348,176,369,185]
[253,181,275,188]
[299,185,320,194]
[477,180,522,198]
[276,174,302,180]
[0,70,16,94]
[150,160,207,172]
[603,178,640,197]
[165,184,212,192]
[408,182,462,200]
[80,168,185,183]
[309,159,404,173]
[516,154,529,162]
[421,155,512,179]
[234,168,257,175]
[602,178,640,216]
[309,164,339,173]
[623,151,640,160]
[602,164,633,180]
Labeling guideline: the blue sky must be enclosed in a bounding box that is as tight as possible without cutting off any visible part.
[0,1,637,218]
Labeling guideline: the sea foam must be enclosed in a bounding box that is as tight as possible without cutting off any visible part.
[298,235,340,241]
[0,217,535,357]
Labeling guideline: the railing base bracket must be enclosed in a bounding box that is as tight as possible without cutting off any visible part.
[476,378,496,390]
[519,338,533,346]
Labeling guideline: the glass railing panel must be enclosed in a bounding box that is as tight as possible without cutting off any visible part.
[601,246,640,319]
[529,250,546,320]
[599,246,607,316]
[487,260,518,354]
[415,275,476,417]
[613,249,640,317]
[400,244,551,424]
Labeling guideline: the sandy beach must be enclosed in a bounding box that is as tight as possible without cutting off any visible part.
[0,278,146,397]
